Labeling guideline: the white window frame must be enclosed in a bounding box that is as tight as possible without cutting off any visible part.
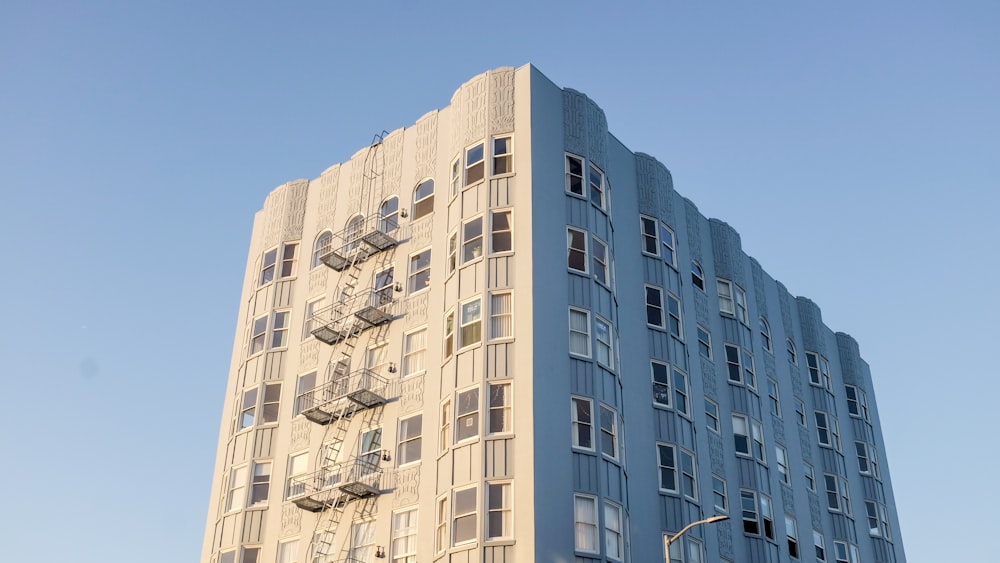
[592,235,609,286]
[285,451,308,500]
[760,316,773,352]
[464,142,485,187]
[390,507,418,563]
[666,292,682,339]
[814,530,827,562]
[567,227,589,274]
[447,230,458,275]
[396,414,422,466]
[673,367,690,417]
[717,279,735,315]
[259,247,278,286]
[461,215,484,264]
[312,230,333,269]
[277,539,299,563]
[804,463,816,492]
[696,324,712,359]
[439,399,451,454]
[492,136,512,176]
[226,464,249,512]
[724,344,743,384]
[691,260,705,291]
[303,297,325,340]
[599,403,619,461]
[651,360,670,408]
[657,443,680,493]
[646,285,665,329]
[450,156,461,197]
[785,515,799,559]
[488,382,512,435]
[776,444,790,485]
[568,307,591,358]
[740,489,760,535]
[444,309,454,359]
[566,153,585,198]
[407,248,431,294]
[412,178,434,220]
[640,215,659,256]
[270,310,290,349]
[490,209,513,254]
[734,284,749,325]
[589,163,606,210]
[573,494,599,554]
[455,387,480,444]
[489,292,513,340]
[786,338,798,364]
[486,481,513,540]
[594,316,613,369]
[751,418,766,462]
[401,328,427,377]
[846,385,870,421]
[768,377,781,417]
[458,298,482,350]
[452,485,478,545]
[661,223,676,268]
[571,396,594,451]
[435,495,449,553]
[705,399,721,433]
[712,474,728,513]
[249,314,268,356]
[733,414,751,457]
[604,501,624,561]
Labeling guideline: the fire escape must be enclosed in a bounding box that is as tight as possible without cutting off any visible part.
[291,132,401,563]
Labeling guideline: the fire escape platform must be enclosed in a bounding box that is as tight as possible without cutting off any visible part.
[295,369,390,426]
[288,460,382,512]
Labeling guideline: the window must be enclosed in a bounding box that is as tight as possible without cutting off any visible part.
[312,231,333,269]
[402,329,426,377]
[456,388,480,442]
[285,452,308,499]
[705,399,720,433]
[452,486,477,545]
[661,223,676,267]
[488,382,512,434]
[571,397,594,450]
[240,547,260,563]
[733,414,751,456]
[220,551,235,563]
[813,531,826,562]
[824,474,851,515]
[277,540,299,563]
[459,298,482,348]
[450,157,461,196]
[259,248,278,286]
[413,179,434,220]
[673,367,690,416]
[447,231,457,274]
[760,317,772,352]
[374,266,394,305]
[462,216,484,262]
[465,142,485,185]
[359,427,382,468]
[303,298,325,340]
[293,372,316,417]
[489,292,513,339]
[806,352,832,390]
[390,508,418,563]
[592,237,609,285]
[487,482,512,539]
[657,443,678,492]
[865,501,883,537]
[691,261,705,290]
[845,386,870,421]
[855,441,878,477]
[493,136,512,174]
[712,474,728,512]
[834,541,850,563]
[589,164,606,209]
[767,378,781,417]
[717,279,734,315]
[804,463,816,492]
[795,399,807,427]
[776,445,790,485]
[751,419,765,462]
[444,310,454,358]
[785,516,799,559]
[248,462,270,507]
[569,308,591,357]
[743,349,757,388]
[439,400,451,453]
[667,293,682,338]
[652,361,670,407]
[491,210,512,253]
[566,154,585,197]
[238,387,258,431]
[697,325,712,359]
[680,449,697,500]
[279,243,298,278]
[435,496,448,552]
[407,249,431,294]
[604,502,623,560]
[261,382,280,424]
[349,521,376,562]
[786,338,797,364]
[646,285,665,328]
[573,494,599,553]
[567,227,588,273]
[226,465,248,512]
[725,344,743,384]
[599,404,618,460]
[379,196,399,234]
[734,284,748,324]
[815,411,840,450]
[397,415,422,466]
[344,215,364,255]
[270,310,289,349]
[760,495,775,540]
[594,317,613,369]
[640,215,658,255]
[740,490,760,535]
[249,315,268,355]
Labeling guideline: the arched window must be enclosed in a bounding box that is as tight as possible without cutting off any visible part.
[759,317,772,352]
[312,230,333,268]
[413,179,434,220]
[379,196,399,234]
[345,215,365,254]
[786,338,797,365]
[691,261,705,291]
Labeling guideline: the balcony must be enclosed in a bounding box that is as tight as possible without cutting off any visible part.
[319,216,399,271]
[295,369,390,425]
[309,289,396,345]
[289,458,382,512]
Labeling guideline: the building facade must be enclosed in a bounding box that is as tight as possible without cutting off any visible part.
[201,65,906,563]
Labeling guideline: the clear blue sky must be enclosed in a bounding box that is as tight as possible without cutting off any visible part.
[1,1,996,561]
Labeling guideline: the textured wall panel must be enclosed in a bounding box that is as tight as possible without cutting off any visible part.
[414,111,438,183]
[709,219,745,282]
[563,89,587,156]
[489,67,516,135]
[796,297,826,355]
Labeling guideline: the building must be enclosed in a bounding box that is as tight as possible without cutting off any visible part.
[200,65,907,563]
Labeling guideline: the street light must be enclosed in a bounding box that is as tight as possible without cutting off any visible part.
[664,515,730,558]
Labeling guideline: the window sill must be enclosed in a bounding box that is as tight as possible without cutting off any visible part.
[568,268,590,277]
[490,171,515,180]
[566,190,587,200]
[568,352,592,361]
[460,256,484,268]
[571,446,596,455]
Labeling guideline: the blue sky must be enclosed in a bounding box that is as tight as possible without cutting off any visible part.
[1,1,996,561]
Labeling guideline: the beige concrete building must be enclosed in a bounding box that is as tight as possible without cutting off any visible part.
[202,65,905,563]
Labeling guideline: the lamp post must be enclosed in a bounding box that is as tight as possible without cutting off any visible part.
[664,515,730,559]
